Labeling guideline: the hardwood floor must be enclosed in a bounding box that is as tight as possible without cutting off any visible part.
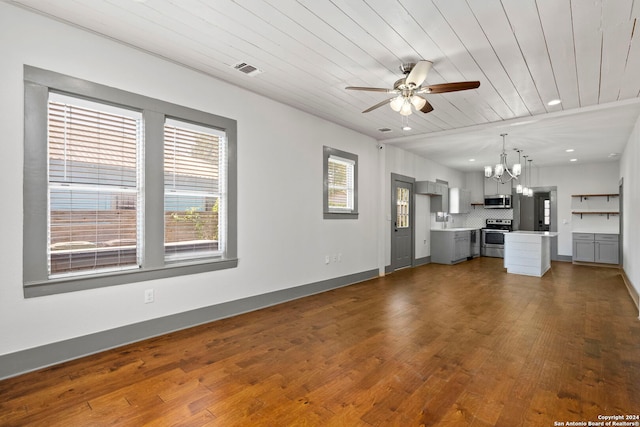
[1,258,639,426]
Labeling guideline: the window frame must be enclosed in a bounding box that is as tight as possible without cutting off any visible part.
[323,146,358,219]
[23,66,237,298]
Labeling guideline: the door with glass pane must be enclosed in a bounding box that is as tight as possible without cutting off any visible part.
[391,175,414,271]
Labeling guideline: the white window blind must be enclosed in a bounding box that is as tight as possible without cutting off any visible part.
[327,155,355,211]
[47,93,142,276]
[164,118,226,261]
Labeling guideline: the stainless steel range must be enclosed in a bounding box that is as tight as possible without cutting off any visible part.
[481,219,513,258]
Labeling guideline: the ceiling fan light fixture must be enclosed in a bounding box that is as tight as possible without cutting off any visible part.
[390,95,404,112]
[346,59,479,116]
[400,100,413,116]
[410,95,427,110]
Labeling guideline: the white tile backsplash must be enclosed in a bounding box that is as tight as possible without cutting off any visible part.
[464,207,513,229]
[429,207,513,229]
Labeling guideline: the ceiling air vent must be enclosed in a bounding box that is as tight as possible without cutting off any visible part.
[378,127,393,133]
[232,62,263,76]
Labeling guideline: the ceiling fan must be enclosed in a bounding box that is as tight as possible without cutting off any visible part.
[345,60,480,115]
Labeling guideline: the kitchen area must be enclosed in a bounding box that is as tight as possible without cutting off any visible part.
[419,174,565,277]
[410,153,621,278]
[417,177,517,265]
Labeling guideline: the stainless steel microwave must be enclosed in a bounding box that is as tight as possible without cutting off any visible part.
[484,195,511,209]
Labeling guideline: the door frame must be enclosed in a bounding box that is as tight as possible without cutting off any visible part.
[390,173,415,272]
[527,186,558,260]
[619,178,624,268]
[533,191,551,232]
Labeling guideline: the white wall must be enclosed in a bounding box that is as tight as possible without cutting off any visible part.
[620,114,640,299]
[0,4,379,356]
[529,162,620,256]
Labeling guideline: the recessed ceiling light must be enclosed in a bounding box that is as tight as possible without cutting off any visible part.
[570,158,578,162]
[565,148,575,153]
[608,153,619,158]
[548,99,562,106]
[402,125,411,131]
[469,159,476,162]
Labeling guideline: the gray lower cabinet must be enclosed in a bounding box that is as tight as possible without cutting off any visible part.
[572,233,619,264]
[431,230,470,264]
[595,234,619,264]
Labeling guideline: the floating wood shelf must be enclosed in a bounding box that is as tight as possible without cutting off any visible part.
[572,194,619,202]
[470,203,484,209]
[572,211,619,219]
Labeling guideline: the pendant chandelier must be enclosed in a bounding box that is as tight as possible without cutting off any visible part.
[525,158,534,197]
[520,155,529,195]
[518,156,534,197]
[484,133,521,183]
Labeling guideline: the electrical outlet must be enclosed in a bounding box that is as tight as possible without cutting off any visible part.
[144,288,154,304]
[325,255,330,264]
[333,254,338,262]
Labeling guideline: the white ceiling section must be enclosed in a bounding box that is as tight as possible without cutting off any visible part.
[8,0,640,171]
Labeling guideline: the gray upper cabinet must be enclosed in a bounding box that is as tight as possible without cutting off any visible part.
[484,176,513,196]
[415,180,437,195]
[416,181,449,213]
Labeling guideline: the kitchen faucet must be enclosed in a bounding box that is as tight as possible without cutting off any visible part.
[442,213,450,228]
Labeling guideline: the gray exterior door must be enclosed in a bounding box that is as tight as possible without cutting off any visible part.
[391,175,414,271]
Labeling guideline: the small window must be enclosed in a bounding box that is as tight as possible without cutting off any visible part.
[323,146,358,219]
[396,187,410,228]
[544,199,551,226]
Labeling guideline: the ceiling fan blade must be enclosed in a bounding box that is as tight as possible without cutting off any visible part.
[420,99,434,114]
[345,86,395,93]
[405,60,433,88]
[362,98,393,113]
[423,81,480,94]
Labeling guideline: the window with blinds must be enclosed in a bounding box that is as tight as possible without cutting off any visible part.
[164,119,225,261]
[47,93,142,276]
[24,66,238,296]
[327,155,355,212]
[323,146,358,219]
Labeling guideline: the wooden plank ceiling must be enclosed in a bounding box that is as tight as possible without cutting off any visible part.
[8,0,640,170]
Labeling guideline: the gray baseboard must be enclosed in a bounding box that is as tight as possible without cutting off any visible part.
[556,255,573,262]
[414,256,430,267]
[0,268,378,380]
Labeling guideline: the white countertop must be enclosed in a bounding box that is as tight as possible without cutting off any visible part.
[572,230,619,235]
[431,227,480,232]
[509,231,559,237]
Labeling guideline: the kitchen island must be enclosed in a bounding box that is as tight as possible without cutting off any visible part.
[504,231,559,277]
